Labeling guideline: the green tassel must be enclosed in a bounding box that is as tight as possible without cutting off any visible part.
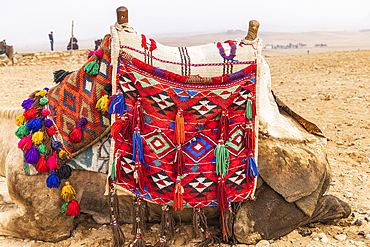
[110,153,119,181]
[40,98,49,105]
[84,60,100,76]
[23,160,30,176]
[214,142,230,177]
[61,202,70,217]
[37,143,48,155]
[15,123,30,139]
[246,99,252,120]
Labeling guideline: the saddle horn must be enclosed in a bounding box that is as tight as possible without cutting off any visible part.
[116,6,129,24]
[245,20,260,41]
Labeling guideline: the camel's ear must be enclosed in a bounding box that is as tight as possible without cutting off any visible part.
[245,20,260,41]
[116,6,128,24]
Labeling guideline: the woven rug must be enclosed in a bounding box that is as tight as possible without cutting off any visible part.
[47,36,112,154]
[111,29,260,208]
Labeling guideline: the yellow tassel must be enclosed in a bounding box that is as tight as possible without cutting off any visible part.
[61,181,76,202]
[96,94,109,114]
[15,113,26,126]
[59,150,68,160]
[32,131,44,145]
[35,90,48,97]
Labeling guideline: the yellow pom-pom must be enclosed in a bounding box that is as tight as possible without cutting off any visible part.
[35,90,48,97]
[96,94,109,114]
[59,150,68,160]
[15,113,26,126]
[31,131,44,145]
[61,181,76,202]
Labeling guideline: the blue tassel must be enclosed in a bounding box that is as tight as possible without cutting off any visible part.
[132,128,145,164]
[24,146,40,165]
[108,92,129,115]
[27,118,43,132]
[247,154,259,178]
[46,171,61,188]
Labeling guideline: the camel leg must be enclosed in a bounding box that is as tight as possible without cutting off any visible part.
[0,147,74,241]
[233,183,350,244]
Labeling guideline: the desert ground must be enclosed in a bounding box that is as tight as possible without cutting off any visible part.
[0,37,370,246]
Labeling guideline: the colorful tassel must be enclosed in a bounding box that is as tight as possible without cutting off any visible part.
[35,90,48,97]
[36,155,48,173]
[111,115,131,141]
[31,131,43,145]
[244,126,255,150]
[173,145,185,177]
[47,152,59,171]
[15,113,26,126]
[214,140,230,177]
[54,70,73,83]
[18,135,32,151]
[174,177,184,211]
[47,127,56,137]
[246,99,253,120]
[217,177,228,211]
[59,150,68,160]
[40,98,49,106]
[46,171,61,188]
[84,60,100,76]
[52,141,61,150]
[141,34,148,49]
[41,109,50,117]
[44,119,53,128]
[131,98,145,133]
[23,108,37,121]
[24,146,40,164]
[58,165,72,179]
[246,153,259,178]
[15,123,30,139]
[61,181,76,202]
[174,108,185,145]
[95,49,103,58]
[37,143,48,155]
[21,98,34,110]
[64,199,80,216]
[108,92,129,115]
[68,118,87,143]
[132,128,145,164]
[110,152,118,181]
[149,38,157,51]
[96,94,109,114]
[217,108,230,141]
[27,118,42,133]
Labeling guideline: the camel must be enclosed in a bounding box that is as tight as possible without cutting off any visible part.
[0,7,350,245]
[0,40,14,65]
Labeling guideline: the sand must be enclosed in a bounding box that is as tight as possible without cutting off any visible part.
[0,45,370,246]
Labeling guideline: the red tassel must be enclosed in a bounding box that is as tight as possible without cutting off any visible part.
[174,108,185,145]
[47,152,59,172]
[47,127,56,137]
[217,108,230,141]
[243,126,255,151]
[149,38,157,51]
[134,159,145,194]
[217,177,228,211]
[174,177,184,211]
[131,98,145,133]
[111,115,132,141]
[36,155,48,173]
[173,145,184,177]
[65,199,81,216]
[23,108,37,121]
[141,34,148,50]
[69,127,82,143]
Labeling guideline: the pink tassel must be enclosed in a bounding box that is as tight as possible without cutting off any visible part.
[47,152,59,172]
[18,135,32,151]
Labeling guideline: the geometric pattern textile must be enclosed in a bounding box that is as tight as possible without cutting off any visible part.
[47,35,112,154]
[114,38,258,208]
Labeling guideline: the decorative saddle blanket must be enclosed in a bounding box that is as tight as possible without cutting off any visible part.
[110,29,260,210]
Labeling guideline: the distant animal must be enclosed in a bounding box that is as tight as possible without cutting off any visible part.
[0,40,14,65]
[94,39,102,50]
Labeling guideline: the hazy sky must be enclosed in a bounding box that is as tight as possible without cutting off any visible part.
[1,0,369,47]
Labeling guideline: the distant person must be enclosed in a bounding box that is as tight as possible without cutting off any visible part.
[307,50,309,54]
[49,31,54,51]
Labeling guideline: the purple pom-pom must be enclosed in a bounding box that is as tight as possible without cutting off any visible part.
[21,98,34,110]
[79,117,88,128]
[24,146,40,164]
[27,118,42,132]
[44,119,53,128]
[52,141,61,150]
